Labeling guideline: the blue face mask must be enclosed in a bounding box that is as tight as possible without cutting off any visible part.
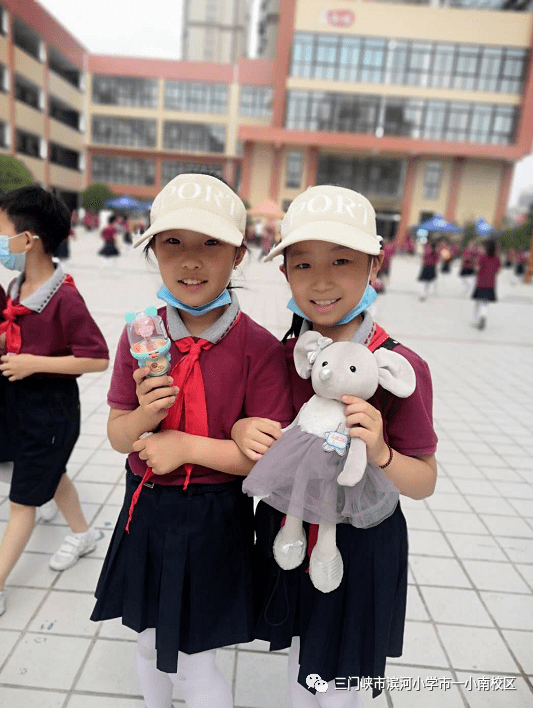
[157,285,231,317]
[287,284,377,326]
[0,233,29,272]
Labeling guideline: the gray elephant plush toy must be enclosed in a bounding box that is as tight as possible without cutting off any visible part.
[242,330,416,593]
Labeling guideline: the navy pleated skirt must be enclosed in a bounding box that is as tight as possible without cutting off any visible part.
[418,264,436,281]
[472,286,496,301]
[253,500,408,698]
[91,466,255,673]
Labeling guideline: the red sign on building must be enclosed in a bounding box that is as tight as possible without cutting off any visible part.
[326,9,356,28]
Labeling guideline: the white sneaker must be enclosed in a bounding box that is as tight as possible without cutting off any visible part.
[0,590,5,616]
[39,500,59,522]
[50,529,98,571]
[273,527,307,570]
[309,547,344,593]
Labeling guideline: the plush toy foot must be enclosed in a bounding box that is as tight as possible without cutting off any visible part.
[337,467,365,487]
[309,547,343,593]
[273,527,307,570]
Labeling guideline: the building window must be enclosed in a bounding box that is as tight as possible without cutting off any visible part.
[164,81,228,114]
[13,18,41,61]
[290,32,528,95]
[162,121,226,153]
[205,0,218,22]
[285,151,303,188]
[0,120,8,148]
[91,155,155,186]
[49,96,80,130]
[239,86,273,117]
[161,161,223,186]
[48,47,82,90]
[92,75,159,108]
[423,162,442,199]
[14,75,41,110]
[286,90,517,145]
[317,155,405,198]
[50,142,80,170]
[0,5,6,36]
[282,199,293,212]
[91,116,157,148]
[16,129,41,158]
[286,90,381,133]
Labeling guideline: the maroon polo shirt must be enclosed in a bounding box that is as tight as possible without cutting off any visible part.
[108,308,294,486]
[8,280,109,372]
[285,336,438,459]
[476,255,501,288]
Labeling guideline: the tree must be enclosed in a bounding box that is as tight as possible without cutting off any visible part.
[0,155,35,194]
[82,183,114,212]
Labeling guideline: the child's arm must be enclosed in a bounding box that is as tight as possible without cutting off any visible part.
[132,430,255,477]
[342,395,437,500]
[0,353,108,380]
[108,366,179,454]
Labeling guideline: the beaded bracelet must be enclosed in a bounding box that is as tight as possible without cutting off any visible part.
[378,444,394,469]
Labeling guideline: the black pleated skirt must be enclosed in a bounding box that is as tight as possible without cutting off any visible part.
[91,467,255,673]
[417,264,436,281]
[253,500,408,698]
[460,266,475,277]
[6,377,80,506]
[472,286,496,301]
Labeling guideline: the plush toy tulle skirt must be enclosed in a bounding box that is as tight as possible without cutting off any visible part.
[242,426,399,528]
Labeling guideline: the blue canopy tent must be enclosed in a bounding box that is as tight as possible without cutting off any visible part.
[414,215,461,233]
[105,195,145,210]
[474,218,496,238]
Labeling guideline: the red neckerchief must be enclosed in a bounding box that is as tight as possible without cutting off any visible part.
[0,274,75,355]
[306,323,390,561]
[125,311,242,532]
[0,298,32,354]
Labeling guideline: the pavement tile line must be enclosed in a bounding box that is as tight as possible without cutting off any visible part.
[0,230,532,707]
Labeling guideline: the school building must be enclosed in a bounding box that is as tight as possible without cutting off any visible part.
[1,0,533,240]
[0,0,85,211]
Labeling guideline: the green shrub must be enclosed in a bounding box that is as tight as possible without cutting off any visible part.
[0,155,35,193]
[82,183,114,212]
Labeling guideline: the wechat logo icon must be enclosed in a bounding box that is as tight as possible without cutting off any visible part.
[306,674,328,693]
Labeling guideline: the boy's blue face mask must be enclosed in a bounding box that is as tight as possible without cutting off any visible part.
[0,233,38,272]
[157,285,231,316]
[287,258,377,326]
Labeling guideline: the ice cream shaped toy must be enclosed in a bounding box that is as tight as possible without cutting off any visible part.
[126,308,171,376]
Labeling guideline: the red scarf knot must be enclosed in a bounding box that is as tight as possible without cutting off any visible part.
[126,336,214,531]
[0,298,32,354]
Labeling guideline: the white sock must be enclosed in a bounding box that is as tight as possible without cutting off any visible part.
[288,637,365,708]
[168,648,233,708]
[288,637,319,707]
[136,629,173,708]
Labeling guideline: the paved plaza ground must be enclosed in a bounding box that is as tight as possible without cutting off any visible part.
[0,226,532,708]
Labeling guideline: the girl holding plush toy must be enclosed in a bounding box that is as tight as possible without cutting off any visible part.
[232,185,438,707]
[91,173,293,708]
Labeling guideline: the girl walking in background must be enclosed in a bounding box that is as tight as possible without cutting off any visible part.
[417,238,439,301]
[471,239,501,330]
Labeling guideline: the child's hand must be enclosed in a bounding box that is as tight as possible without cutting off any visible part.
[134,367,179,423]
[231,417,283,461]
[0,353,38,381]
[133,430,191,475]
[342,395,390,467]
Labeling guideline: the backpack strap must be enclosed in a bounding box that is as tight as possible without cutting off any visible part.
[366,322,400,353]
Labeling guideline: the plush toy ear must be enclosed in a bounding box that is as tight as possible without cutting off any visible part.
[293,331,332,379]
[374,349,416,398]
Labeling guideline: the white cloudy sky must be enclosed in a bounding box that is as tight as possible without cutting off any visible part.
[38,0,533,207]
